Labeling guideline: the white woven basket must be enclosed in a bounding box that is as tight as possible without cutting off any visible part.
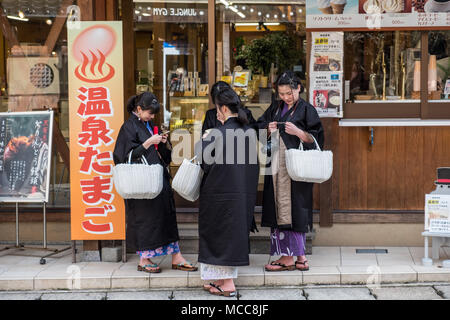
[113,152,163,199]
[285,136,333,183]
[172,157,203,202]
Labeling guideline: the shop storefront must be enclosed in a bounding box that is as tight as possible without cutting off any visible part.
[0,0,449,247]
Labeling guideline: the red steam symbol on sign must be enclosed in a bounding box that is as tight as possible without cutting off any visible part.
[73,25,116,83]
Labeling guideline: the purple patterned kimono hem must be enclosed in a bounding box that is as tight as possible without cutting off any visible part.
[137,241,180,259]
[270,228,306,257]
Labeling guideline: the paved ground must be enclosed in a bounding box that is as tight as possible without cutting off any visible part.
[0,284,448,300]
[1,245,450,291]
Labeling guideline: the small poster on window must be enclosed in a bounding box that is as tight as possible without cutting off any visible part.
[310,32,344,117]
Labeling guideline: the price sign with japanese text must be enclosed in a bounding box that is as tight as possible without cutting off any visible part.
[68,21,125,240]
[425,194,450,234]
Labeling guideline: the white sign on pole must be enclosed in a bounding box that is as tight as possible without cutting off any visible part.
[425,194,450,234]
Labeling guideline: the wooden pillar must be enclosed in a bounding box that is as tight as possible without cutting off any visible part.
[121,0,136,120]
[208,0,215,105]
[420,31,429,119]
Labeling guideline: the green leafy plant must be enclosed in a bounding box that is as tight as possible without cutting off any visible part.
[237,33,299,75]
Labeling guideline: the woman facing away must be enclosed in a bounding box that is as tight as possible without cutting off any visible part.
[202,81,256,135]
[113,92,197,273]
[196,86,259,297]
[255,71,324,272]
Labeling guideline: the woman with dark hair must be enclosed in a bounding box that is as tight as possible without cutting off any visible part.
[202,81,256,135]
[197,86,259,297]
[256,71,324,272]
[113,92,197,273]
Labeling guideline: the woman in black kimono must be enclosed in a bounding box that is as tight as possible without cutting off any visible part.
[197,86,259,297]
[255,71,324,272]
[202,81,256,136]
[113,92,197,273]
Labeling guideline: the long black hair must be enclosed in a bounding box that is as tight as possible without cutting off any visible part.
[210,81,231,105]
[275,70,304,95]
[126,92,160,114]
[215,87,248,125]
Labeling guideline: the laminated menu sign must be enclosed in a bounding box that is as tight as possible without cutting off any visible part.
[0,111,53,203]
[68,21,125,240]
[310,32,344,117]
[306,0,450,30]
[425,194,450,234]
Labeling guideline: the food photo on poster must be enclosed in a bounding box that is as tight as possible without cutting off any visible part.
[0,112,53,202]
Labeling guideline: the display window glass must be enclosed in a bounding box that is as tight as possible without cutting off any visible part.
[428,30,450,102]
[0,0,70,208]
[344,31,422,103]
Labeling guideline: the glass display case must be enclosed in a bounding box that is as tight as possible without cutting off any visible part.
[344,31,422,102]
[428,30,450,101]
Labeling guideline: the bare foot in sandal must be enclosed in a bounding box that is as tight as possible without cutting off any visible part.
[265,256,295,271]
[203,280,224,291]
[208,279,236,297]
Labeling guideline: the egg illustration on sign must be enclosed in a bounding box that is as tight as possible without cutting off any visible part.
[72,25,117,83]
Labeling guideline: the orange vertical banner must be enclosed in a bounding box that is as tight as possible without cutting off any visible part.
[68,21,125,240]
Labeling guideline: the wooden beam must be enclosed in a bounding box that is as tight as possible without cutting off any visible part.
[94,0,106,20]
[106,0,118,21]
[77,0,94,21]
[319,118,334,227]
[0,5,19,48]
[44,0,74,56]
[53,118,70,169]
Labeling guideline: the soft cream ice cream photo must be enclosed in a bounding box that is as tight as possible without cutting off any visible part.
[318,0,333,14]
[382,0,404,12]
[363,0,383,13]
[331,0,348,13]
[424,0,450,12]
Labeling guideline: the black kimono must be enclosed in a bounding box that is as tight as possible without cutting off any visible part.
[201,107,256,134]
[113,113,179,251]
[255,99,324,233]
[197,117,259,266]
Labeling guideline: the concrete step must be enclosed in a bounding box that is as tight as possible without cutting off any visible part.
[177,224,314,255]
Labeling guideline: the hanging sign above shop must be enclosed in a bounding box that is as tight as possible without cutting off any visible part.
[306,0,450,30]
[310,32,344,118]
[134,4,208,23]
[68,21,125,241]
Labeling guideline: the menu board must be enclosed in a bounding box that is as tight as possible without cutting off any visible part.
[310,32,344,117]
[425,194,450,234]
[0,111,53,203]
[306,0,450,30]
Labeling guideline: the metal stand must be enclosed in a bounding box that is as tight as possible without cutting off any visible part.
[1,202,72,264]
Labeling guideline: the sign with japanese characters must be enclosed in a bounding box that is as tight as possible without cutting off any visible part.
[306,0,450,30]
[68,22,125,240]
[310,32,344,117]
[425,194,450,234]
[0,111,53,203]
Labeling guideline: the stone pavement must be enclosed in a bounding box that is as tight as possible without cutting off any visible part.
[0,245,450,291]
[0,284,449,300]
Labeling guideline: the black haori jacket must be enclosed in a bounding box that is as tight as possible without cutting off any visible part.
[254,99,324,233]
[113,113,179,251]
[197,117,259,266]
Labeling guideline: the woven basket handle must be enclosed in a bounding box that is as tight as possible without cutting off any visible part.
[298,134,321,151]
[127,151,149,165]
